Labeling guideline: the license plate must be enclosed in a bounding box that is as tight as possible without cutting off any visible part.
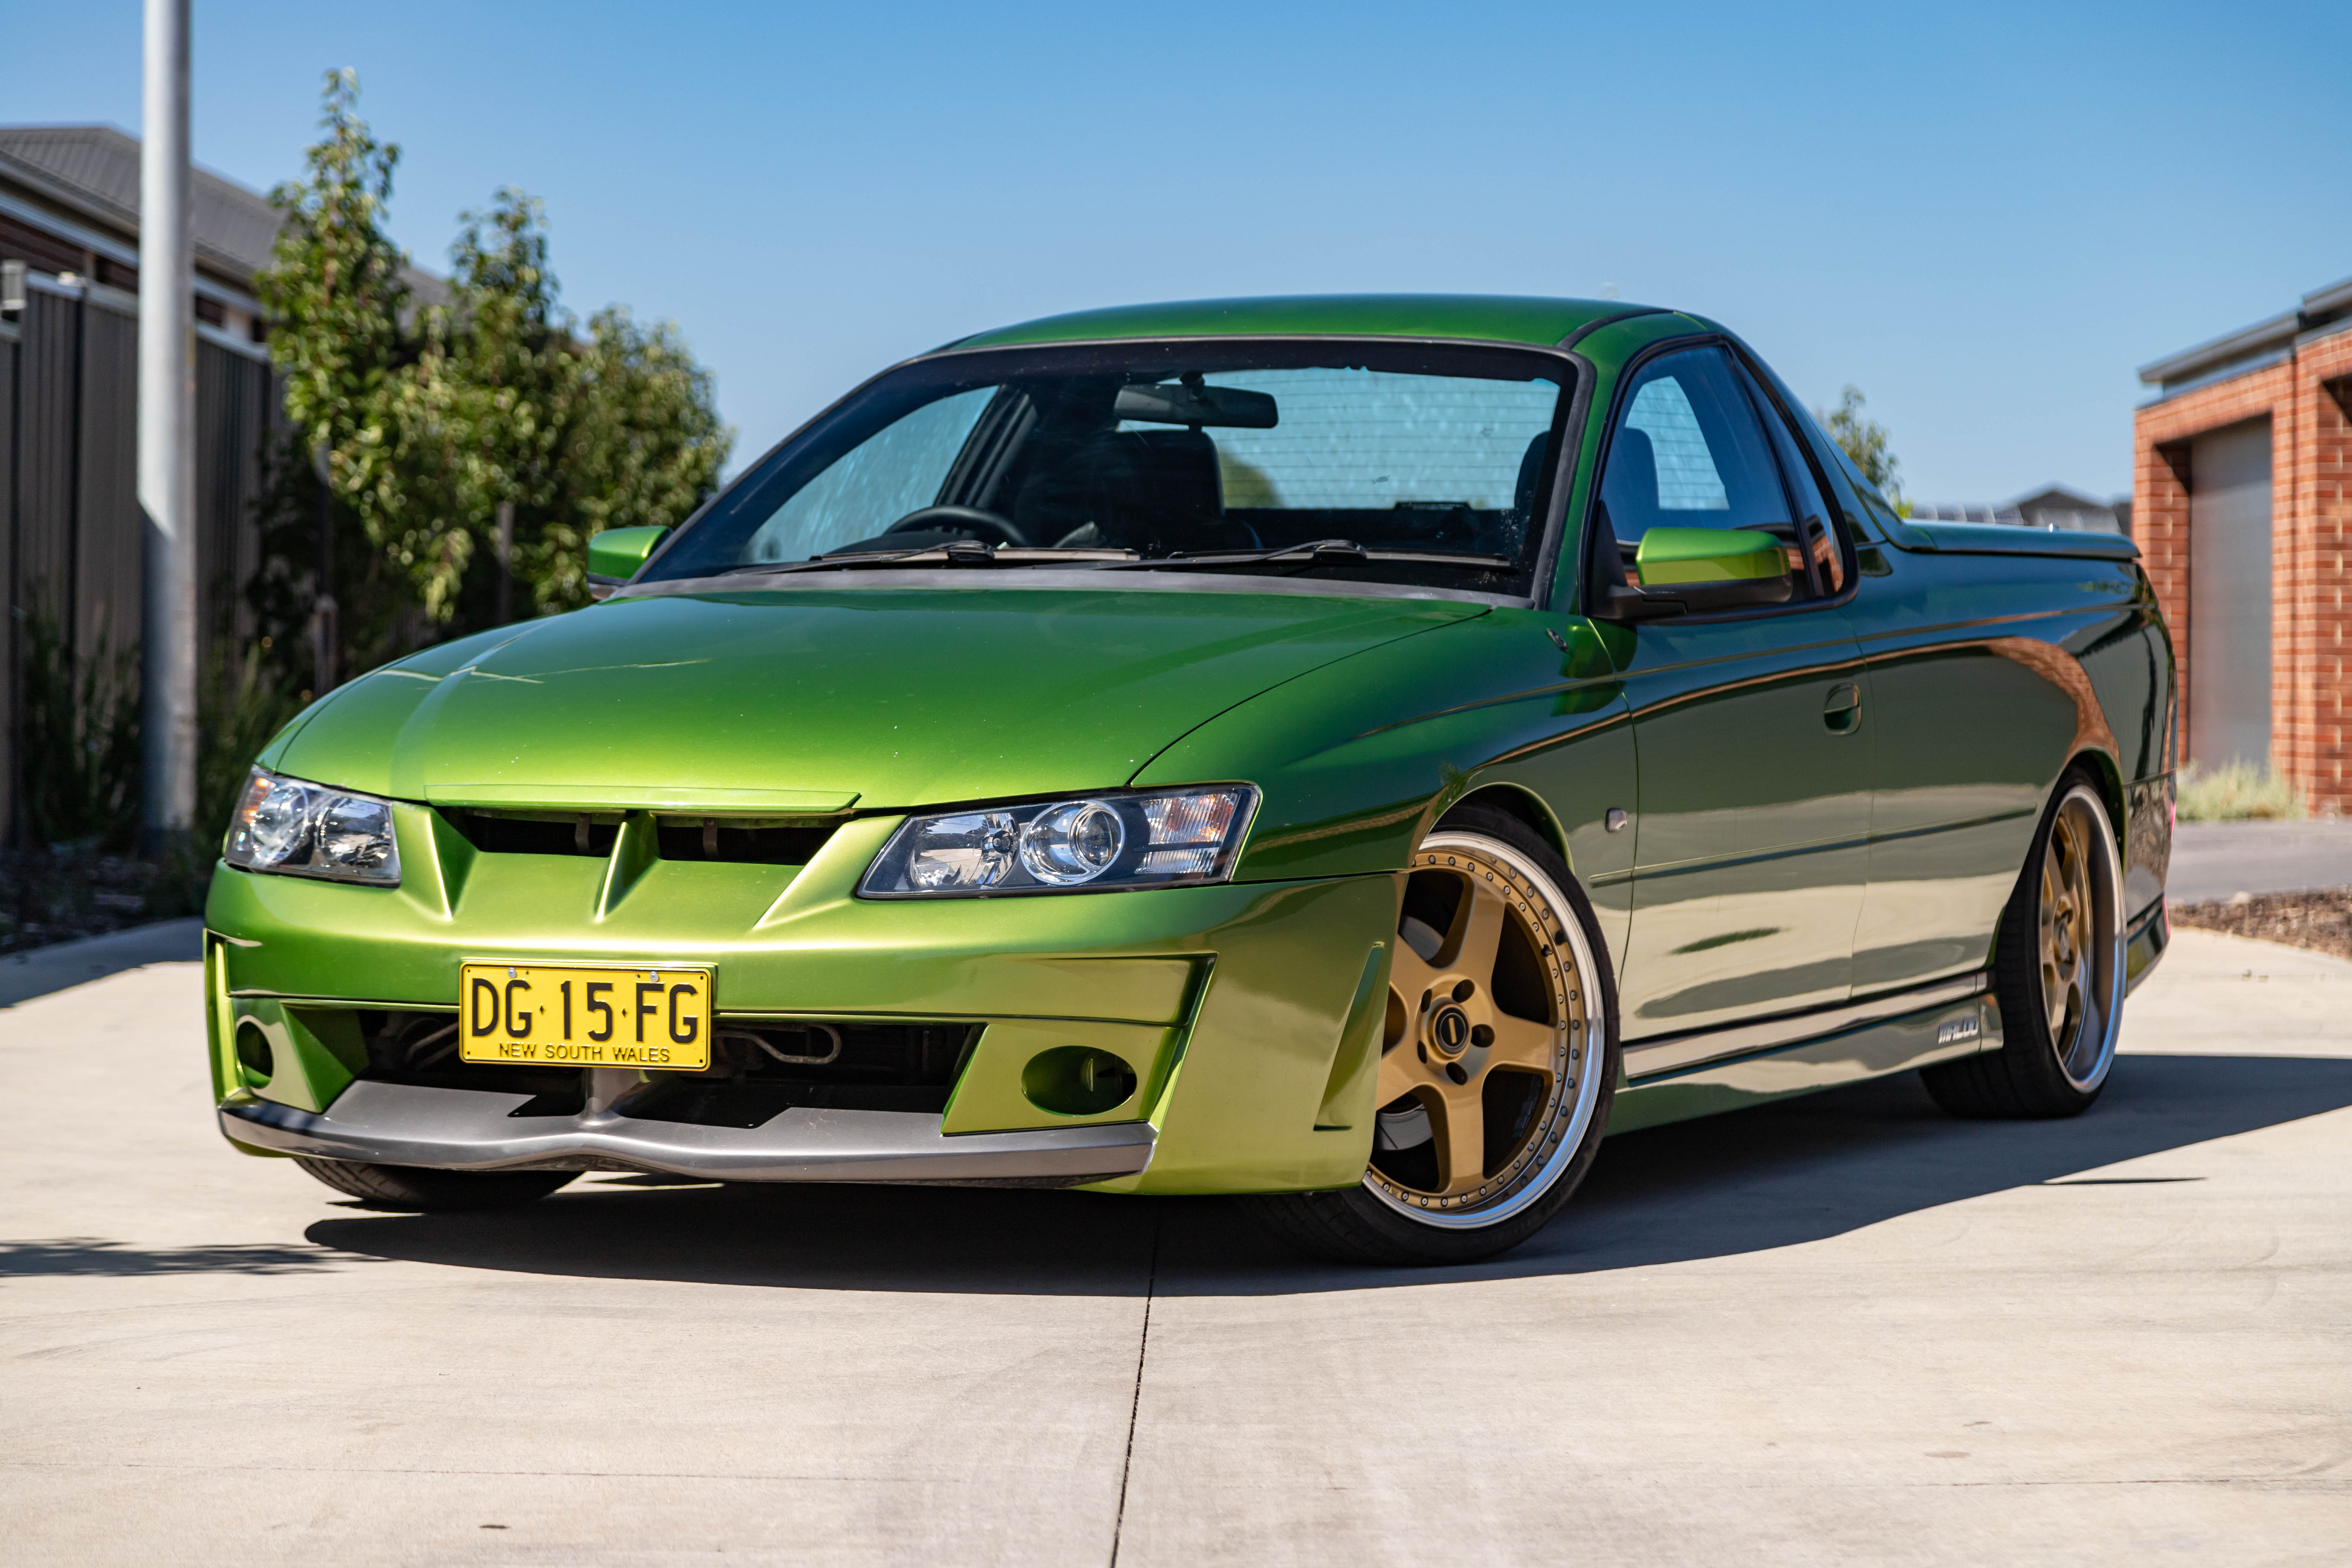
[458,962,714,1071]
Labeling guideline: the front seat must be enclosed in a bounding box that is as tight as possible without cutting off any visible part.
[1019,428,1237,553]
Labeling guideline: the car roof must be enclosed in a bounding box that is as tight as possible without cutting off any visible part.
[946,294,1669,352]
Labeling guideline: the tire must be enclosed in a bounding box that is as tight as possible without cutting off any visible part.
[1922,770,2125,1119]
[1246,803,1620,1265]
[293,1156,578,1212]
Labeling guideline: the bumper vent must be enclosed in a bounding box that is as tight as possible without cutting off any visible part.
[343,1008,975,1127]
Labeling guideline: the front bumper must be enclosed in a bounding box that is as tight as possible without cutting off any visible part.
[206,807,1400,1194]
[221,1080,1155,1186]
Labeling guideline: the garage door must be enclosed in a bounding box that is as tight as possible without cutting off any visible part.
[2188,418,2272,770]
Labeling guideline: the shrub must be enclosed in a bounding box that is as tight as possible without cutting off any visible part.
[2176,760,2306,821]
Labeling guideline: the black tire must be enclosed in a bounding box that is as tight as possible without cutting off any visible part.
[294,1156,577,1212]
[1245,803,1620,1266]
[1922,769,2125,1119]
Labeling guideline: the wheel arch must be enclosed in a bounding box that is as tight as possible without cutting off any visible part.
[1436,783,1572,870]
[2063,747,2130,850]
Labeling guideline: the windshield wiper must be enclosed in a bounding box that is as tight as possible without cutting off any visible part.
[720,542,1138,577]
[1085,539,1514,573]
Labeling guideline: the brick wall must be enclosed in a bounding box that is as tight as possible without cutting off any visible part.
[2134,331,2352,812]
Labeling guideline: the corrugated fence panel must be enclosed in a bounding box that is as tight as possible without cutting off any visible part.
[14,289,79,638]
[4,281,282,842]
[74,298,141,664]
[196,338,274,663]
[0,328,15,838]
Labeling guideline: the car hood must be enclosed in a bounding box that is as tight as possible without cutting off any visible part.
[268,586,1488,812]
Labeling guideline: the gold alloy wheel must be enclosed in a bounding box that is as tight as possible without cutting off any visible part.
[1365,834,1600,1222]
[2038,788,2118,1089]
[2040,797,2093,1051]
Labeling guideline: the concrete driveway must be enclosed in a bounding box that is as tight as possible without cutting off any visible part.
[5,928,2349,1565]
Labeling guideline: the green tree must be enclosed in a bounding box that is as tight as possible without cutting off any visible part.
[251,74,732,676]
[1821,385,1906,514]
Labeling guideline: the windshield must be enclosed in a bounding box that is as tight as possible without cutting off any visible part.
[646,341,1573,595]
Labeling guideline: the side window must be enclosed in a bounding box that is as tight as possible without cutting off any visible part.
[1739,364,1846,595]
[1593,346,1832,600]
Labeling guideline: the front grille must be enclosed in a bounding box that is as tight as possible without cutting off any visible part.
[625,1021,977,1127]
[339,1008,974,1127]
[439,808,837,867]
[352,1007,581,1105]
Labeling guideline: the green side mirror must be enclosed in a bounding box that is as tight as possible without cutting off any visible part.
[1634,527,1788,586]
[586,525,671,585]
[1593,526,1796,622]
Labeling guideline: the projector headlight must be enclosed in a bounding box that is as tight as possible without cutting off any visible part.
[224,767,402,886]
[860,786,1256,899]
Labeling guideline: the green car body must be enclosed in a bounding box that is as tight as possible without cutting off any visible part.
[207,295,2174,1245]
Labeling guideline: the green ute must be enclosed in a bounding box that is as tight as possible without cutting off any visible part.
[207,293,2175,1268]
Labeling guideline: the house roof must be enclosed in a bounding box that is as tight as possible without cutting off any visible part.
[0,123,279,280]
[0,122,446,308]
[2136,273,2352,399]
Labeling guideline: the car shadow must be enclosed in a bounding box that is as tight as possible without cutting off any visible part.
[303,1054,2352,1297]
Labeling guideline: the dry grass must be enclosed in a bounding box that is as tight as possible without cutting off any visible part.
[2176,760,2305,821]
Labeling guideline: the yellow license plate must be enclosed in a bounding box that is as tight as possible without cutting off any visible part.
[458,962,713,1071]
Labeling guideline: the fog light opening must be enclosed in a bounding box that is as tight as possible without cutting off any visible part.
[234,1021,275,1086]
[1020,1046,1139,1117]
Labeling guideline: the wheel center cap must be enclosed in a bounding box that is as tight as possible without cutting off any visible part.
[1429,1004,1473,1057]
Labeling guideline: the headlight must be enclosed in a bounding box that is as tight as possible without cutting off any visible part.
[860,786,1256,898]
[224,767,402,886]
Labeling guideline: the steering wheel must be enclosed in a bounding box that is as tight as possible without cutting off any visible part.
[883,505,1032,547]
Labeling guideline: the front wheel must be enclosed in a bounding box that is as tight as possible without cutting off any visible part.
[1247,804,1619,1265]
[1922,772,2125,1118]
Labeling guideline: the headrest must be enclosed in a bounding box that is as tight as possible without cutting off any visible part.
[1060,428,1224,547]
[1514,432,1550,522]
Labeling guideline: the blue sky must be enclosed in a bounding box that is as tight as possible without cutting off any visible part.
[6,1,2347,501]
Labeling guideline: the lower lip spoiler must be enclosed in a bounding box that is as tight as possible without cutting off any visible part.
[220,1079,1155,1188]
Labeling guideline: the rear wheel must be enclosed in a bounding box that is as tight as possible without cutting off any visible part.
[1248,805,1618,1265]
[1922,772,2124,1118]
[294,1157,577,1212]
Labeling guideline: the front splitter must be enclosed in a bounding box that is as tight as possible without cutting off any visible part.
[222,1080,1155,1187]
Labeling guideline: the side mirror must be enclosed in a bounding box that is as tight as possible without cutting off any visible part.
[586,526,671,593]
[1594,527,1795,620]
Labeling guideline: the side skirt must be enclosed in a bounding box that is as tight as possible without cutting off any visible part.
[2124,896,2169,995]
[1610,976,2002,1136]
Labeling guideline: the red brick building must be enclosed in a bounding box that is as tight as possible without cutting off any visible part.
[2135,276,2352,812]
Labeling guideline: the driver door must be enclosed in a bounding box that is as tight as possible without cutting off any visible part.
[1591,346,1872,1040]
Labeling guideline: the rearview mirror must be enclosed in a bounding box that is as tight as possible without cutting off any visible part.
[587,525,671,590]
[1112,381,1279,429]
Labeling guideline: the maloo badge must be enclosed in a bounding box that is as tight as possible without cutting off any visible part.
[1936,1014,1983,1046]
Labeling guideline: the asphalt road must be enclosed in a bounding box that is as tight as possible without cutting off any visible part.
[5,928,2349,1565]
[2168,819,2352,902]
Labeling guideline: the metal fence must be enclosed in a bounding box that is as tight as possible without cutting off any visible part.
[1,272,280,841]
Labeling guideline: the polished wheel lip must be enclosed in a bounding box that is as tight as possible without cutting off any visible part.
[1362,832,1606,1232]
[2042,782,2125,1094]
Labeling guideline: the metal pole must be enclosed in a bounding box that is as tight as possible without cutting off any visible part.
[137,0,196,852]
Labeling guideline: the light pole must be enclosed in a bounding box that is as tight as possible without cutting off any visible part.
[138,0,196,853]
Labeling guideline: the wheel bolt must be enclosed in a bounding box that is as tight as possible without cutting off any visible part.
[1471,1024,1493,1047]
[1446,1063,1469,1085]
[1453,980,1475,1003]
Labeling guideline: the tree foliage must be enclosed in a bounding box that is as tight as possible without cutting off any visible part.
[251,72,732,681]
[1821,385,1905,514]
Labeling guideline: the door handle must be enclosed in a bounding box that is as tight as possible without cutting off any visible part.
[1823,683,1862,734]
